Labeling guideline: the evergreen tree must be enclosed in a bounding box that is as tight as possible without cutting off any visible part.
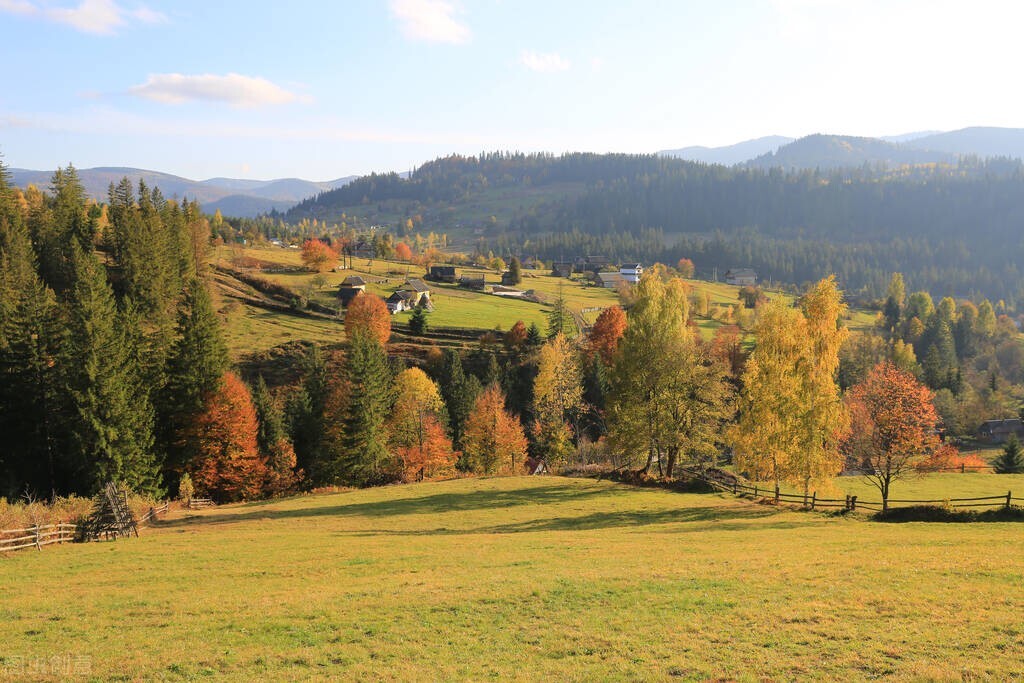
[287,345,330,483]
[439,350,481,450]
[252,375,287,456]
[160,279,229,481]
[0,185,65,497]
[526,322,544,348]
[409,306,428,336]
[547,284,577,338]
[508,257,522,285]
[62,247,160,494]
[337,331,394,485]
[994,434,1024,474]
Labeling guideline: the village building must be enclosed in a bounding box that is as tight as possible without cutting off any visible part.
[597,272,625,289]
[619,263,643,284]
[978,418,1024,444]
[725,268,757,286]
[426,265,457,283]
[459,274,487,291]
[551,262,574,278]
[337,276,367,307]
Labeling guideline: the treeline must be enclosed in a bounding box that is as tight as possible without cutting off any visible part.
[280,150,1024,304]
[0,163,298,500]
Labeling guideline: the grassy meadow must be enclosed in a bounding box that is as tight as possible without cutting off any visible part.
[2,476,1023,681]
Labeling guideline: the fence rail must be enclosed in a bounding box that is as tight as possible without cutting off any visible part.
[681,466,1024,512]
[187,498,215,510]
[1,500,172,555]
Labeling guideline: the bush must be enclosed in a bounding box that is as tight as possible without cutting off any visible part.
[875,505,1024,523]
[178,473,195,501]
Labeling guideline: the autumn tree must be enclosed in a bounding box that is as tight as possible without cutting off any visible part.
[677,258,695,278]
[607,273,733,478]
[388,368,456,480]
[505,320,528,351]
[588,305,627,366]
[462,384,528,475]
[843,362,942,510]
[395,241,413,262]
[188,372,269,502]
[344,292,391,345]
[301,238,338,272]
[729,278,849,496]
[533,333,584,467]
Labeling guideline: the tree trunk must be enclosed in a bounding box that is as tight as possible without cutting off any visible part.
[665,447,678,479]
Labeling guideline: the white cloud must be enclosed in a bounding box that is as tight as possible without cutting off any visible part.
[0,0,36,16]
[128,73,305,107]
[519,50,570,73]
[389,0,469,44]
[0,0,166,35]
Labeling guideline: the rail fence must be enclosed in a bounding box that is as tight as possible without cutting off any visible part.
[1,500,173,555]
[681,467,1024,513]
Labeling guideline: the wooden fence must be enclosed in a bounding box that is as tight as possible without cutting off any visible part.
[682,467,1024,512]
[1,500,172,555]
[187,497,215,510]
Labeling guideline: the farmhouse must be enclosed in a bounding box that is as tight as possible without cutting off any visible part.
[551,262,574,278]
[978,418,1024,444]
[337,276,367,307]
[386,290,416,314]
[619,263,643,284]
[576,255,611,273]
[500,270,520,286]
[597,272,625,289]
[426,265,457,283]
[402,279,431,306]
[725,268,757,286]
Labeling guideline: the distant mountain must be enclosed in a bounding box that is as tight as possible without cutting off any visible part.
[8,167,357,217]
[879,131,943,143]
[907,127,1024,159]
[659,135,794,165]
[746,134,955,170]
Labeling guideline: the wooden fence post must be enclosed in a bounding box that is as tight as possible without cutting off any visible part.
[733,480,737,495]
[1007,490,1013,509]
[961,463,965,474]
[810,492,816,511]
[753,485,758,499]
[33,524,41,551]
[774,485,780,503]
[844,494,850,511]
[850,495,858,511]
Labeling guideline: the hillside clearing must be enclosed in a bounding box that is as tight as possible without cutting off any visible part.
[2,477,1022,680]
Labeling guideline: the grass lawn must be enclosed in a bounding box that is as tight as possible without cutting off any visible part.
[2,476,1022,681]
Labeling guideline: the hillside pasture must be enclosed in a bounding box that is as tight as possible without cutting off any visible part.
[1,477,1022,680]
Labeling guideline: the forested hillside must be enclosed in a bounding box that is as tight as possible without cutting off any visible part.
[290,151,1024,304]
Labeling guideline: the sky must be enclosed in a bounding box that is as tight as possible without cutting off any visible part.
[2,0,1023,180]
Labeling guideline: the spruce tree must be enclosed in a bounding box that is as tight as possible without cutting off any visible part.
[62,247,160,494]
[0,191,65,497]
[287,345,329,484]
[439,350,481,450]
[409,306,428,336]
[994,434,1024,474]
[337,331,394,485]
[160,279,229,480]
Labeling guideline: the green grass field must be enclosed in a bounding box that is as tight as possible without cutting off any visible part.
[3,476,1023,681]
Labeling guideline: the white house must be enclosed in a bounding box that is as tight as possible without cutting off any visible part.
[619,263,643,284]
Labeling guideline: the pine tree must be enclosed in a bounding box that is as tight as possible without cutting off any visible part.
[287,345,330,484]
[62,247,160,495]
[526,322,544,348]
[508,257,522,285]
[439,350,481,450]
[547,283,577,338]
[337,331,394,485]
[994,434,1024,474]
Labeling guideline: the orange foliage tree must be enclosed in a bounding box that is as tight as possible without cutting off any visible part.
[461,384,528,475]
[394,242,413,262]
[395,417,457,481]
[677,258,695,278]
[388,368,457,480]
[843,361,946,510]
[588,305,627,365]
[188,372,269,502]
[344,293,391,345]
[301,239,338,272]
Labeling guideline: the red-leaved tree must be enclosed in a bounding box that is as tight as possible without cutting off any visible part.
[301,239,338,272]
[188,372,270,502]
[589,305,627,365]
[394,242,413,262]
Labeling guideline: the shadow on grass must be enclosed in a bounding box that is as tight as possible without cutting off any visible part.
[159,481,630,529]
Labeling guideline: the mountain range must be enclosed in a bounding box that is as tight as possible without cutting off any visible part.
[8,167,357,218]
[659,127,1024,169]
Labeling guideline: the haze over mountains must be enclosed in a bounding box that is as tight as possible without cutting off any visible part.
[8,167,357,218]
[660,127,1024,169]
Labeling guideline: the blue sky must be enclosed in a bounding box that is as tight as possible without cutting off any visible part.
[2,0,1022,180]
